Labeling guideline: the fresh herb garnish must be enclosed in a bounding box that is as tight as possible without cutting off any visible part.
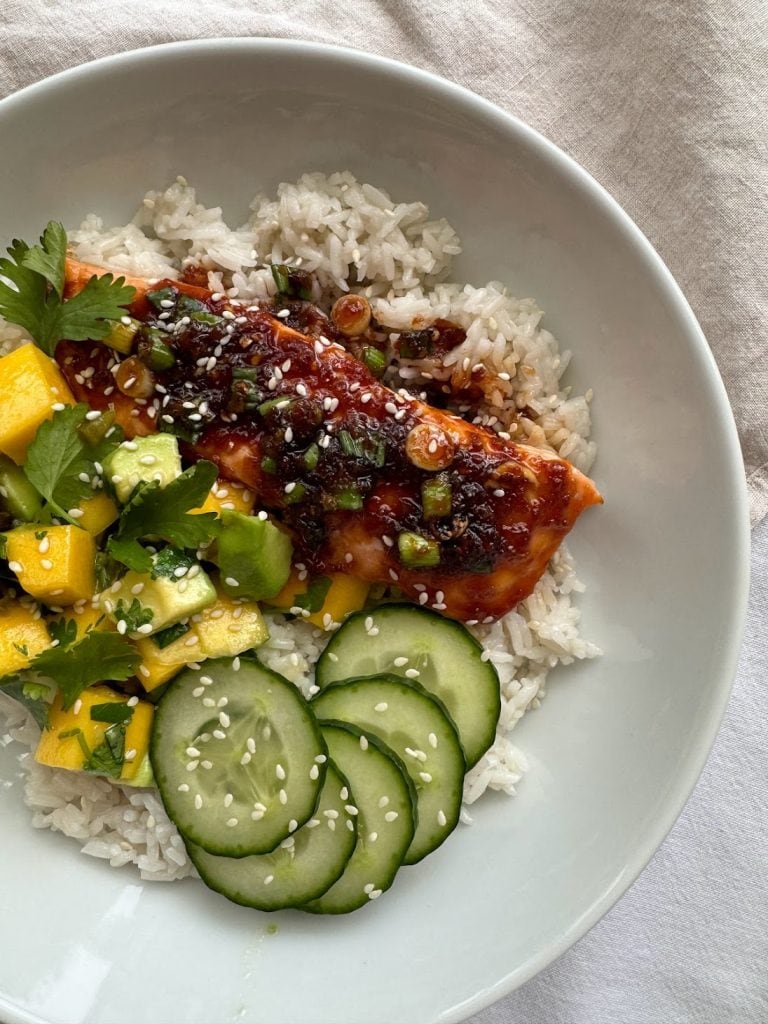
[107,461,220,573]
[113,598,154,633]
[293,576,332,614]
[84,722,126,778]
[270,263,314,301]
[0,222,136,356]
[0,676,51,728]
[12,642,28,657]
[151,621,190,649]
[89,702,134,725]
[338,429,386,468]
[6,631,140,710]
[48,617,78,649]
[23,404,120,523]
[150,546,193,580]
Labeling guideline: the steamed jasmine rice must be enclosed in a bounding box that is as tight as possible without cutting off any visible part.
[0,172,598,882]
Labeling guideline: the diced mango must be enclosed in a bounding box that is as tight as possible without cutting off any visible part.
[268,570,370,629]
[192,478,256,517]
[0,344,75,463]
[6,525,96,606]
[269,567,308,611]
[77,492,119,536]
[307,574,370,628]
[50,602,115,643]
[193,591,269,658]
[134,628,202,692]
[0,600,50,673]
[35,684,153,782]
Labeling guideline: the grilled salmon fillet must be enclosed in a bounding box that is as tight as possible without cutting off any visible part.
[58,258,602,623]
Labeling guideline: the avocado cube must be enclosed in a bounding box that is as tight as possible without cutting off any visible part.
[104,434,181,504]
[99,550,216,637]
[193,590,269,658]
[216,510,292,601]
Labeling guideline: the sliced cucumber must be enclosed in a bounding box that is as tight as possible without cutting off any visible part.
[312,675,465,865]
[151,658,326,857]
[303,722,417,914]
[186,762,357,911]
[315,604,500,768]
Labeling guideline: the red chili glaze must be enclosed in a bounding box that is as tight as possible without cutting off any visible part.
[57,271,602,622]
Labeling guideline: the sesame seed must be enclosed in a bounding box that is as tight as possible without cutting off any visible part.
[130,582,145,595]
[213,729,226,740]
[419,772,433,783]
[251,810,264,821]
[393,656,408,667]
[194,794,203,809]
[116,619,127,635]
[232,657,241,671]
[177,783,189,793]
[384,811,399,822]
[40,558,53,570]
[374,702,388,712]
[226,818,239,828]
[288,819,298,833]
[202,697,216,708]
[73,699,82,715]
[437,809,447,827]
[219,712,231,728]
[186,746,201,758]
[428,733,438,748]
[262,724,272,740]
[345,804,359,816]
[7,562,22,573]
[247,737,256,753]
[368,889,383,900]
[368,832,378,843]
[127,696,139,707]
[405,668,420,679]
[314,754,327,764]
[378,796,390,808]
[309,764,320,779]
[276,764,286,780]
[327,819,336,831]
[136,623,154,635]
[279,789,288,805]
[186,761,199,772]
[359,735,369,751]
[263,874,274,885]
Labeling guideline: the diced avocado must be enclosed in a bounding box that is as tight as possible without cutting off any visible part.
[121,751,155,788]
[0,455,42,521]
[104,435,182,504]
[99,549,216,637]
[216,510,292,601]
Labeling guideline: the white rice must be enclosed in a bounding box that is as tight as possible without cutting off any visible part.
[0,172,599,880]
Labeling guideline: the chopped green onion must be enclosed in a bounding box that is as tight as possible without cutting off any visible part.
[339,430,386,467]
[271,264,291,294]
[339,430,365,459]
[270,263,314,301]
[332,486,364,511]
[257,397,294,417]
[283,481,307,505]
[362,346,387,377]
[397,531,441,568]
[176,295,206,314]
[103,318,141,355]
[77,409,116,447]
[303,443,320,470]
[138,327,176,371]
[421,475,453,519]
[146,287,176,310]
[232,367,259,381]
[260,455,277,475]
[293,576,332,613]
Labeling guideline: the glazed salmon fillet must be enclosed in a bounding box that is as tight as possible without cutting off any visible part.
[58,258,602,623]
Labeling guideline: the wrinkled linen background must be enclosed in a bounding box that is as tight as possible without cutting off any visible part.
[0,2,766,1022]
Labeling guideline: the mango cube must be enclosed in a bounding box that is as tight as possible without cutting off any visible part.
[270,571,370,628]
[307,574,370,628]
[0,344,75,463]
[134,628,202,692]
[35,684,153,783]
[77,492,119,536]
[193,591,269,658]
[0,600,51,673]
[6,525,96,606]
[192,478,256,517]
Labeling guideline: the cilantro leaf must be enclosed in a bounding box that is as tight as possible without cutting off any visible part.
[19,631,139,710]
[113,598,154,633]
[21,222,67,297]
[0,221,135,356]
[89,702,134,725]
[23,404,120,521]
[84,722,126,778]
[48,617,79,649]
[107,461,220,572]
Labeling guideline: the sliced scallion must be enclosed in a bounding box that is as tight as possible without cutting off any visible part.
[397,532,441,568]
[421,475,453,519]
[332,486,364,511]
[303,443,320,470]
[362,346,387,377]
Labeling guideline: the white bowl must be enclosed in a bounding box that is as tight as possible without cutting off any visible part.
[0,39,749,1024]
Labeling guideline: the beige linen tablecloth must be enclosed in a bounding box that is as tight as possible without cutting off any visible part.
[1,2,766,1022]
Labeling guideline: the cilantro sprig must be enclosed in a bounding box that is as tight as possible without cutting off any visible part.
[22,404,121,523]
[107,460,221,573]
[4,630,140,711]
[0,221,136,356]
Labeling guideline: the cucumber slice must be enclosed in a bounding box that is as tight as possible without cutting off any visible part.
[315,604,500,768]
[303,722,417,914]
[312,675,465,865]
[151,658,326,857]
[186,762,357,911]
